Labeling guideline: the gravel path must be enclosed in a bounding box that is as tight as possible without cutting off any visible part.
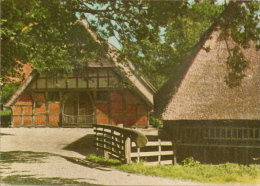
[0,128,257,185]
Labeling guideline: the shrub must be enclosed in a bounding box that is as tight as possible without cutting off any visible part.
[182,157,201,167]
[149,116,163,129]
[1,110,11,127]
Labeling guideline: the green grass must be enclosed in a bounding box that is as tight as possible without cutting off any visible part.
[86,155,260,184]
[86,154,122,166]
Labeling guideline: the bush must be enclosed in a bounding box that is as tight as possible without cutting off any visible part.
[182,157,201,167]
[149,116,163,129]
[1,110,11,127]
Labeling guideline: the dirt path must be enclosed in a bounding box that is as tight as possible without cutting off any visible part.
[0,128,257,185]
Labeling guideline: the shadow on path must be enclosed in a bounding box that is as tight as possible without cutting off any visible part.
[1,174,99,185]
[62,134,101,157]
[61,156,112,171]
[0,133,14,136]
[0,151,106,185]
[1,151,51,163]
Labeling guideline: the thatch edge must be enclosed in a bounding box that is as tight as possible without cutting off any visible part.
[4,69,39,107]
[154,21,219,118]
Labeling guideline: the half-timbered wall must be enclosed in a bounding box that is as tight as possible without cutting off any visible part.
[28,68,120,90]
[13,92,61,126]
[13,93,32,126]
[12,68,150,127]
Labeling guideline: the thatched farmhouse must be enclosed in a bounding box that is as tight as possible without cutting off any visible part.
[155,21,259,164]
[4,21,156,128]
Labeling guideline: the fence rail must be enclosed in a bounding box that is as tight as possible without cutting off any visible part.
[131,140,173,165]
[93,124,174,165]
[172,125,260,147]
[62,113,94,126]
[93,124,148,164]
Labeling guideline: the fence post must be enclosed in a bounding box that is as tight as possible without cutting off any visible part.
[137,147,140,163]
[158,139,161,164]
[95,125,99,151]
[124,136,131,164]
[173,126,178,165]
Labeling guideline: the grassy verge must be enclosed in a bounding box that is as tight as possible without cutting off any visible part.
[86,155,259,184]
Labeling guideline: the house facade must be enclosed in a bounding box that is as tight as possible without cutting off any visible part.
[4,21,156,128]
[155,22,259,164]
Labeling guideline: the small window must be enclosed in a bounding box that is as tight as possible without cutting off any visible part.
[48,92,59,102]
[97,91,108,101]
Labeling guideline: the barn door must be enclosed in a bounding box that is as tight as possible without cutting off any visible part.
[63,92,94,127]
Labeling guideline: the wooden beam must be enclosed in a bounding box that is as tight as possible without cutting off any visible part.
[11,107,13,127]
[46,92,49,126]
[32,92,35,126]
[123,90,126,126]
[59,92,63,127]
[108,90,112,125]
[21,106,24,125]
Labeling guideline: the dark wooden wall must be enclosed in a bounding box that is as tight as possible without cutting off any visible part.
[162,120,260,164]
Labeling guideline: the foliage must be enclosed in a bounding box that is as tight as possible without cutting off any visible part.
[1,110,11,127]
[149,116,163,129]
[1,0,259,88]
[1,0,106,82]
[1,82,21,104]
[218,1,260,87]
[0,110,11,116]
[224,45,248,88]
[182,157,201,167]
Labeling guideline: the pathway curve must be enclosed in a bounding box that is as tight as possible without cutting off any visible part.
[0,128,257,185]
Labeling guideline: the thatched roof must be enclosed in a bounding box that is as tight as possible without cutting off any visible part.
[4,21,156,107]
[4,70,39,107]
[155,26,259,120]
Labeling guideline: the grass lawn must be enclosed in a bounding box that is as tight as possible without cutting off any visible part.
[86,154,260,184]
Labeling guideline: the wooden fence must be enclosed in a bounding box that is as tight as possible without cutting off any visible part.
[93,124,148,164]
[131,140,173,165]
[93,124,173,165]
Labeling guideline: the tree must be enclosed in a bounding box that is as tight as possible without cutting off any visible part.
[1,0,259,88]
[1,0,107,84]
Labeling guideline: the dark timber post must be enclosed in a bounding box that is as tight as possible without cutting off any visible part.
[172,125,178,165]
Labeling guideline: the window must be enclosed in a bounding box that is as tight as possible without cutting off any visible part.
[48,92,59,102]
[97,91,108,101]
